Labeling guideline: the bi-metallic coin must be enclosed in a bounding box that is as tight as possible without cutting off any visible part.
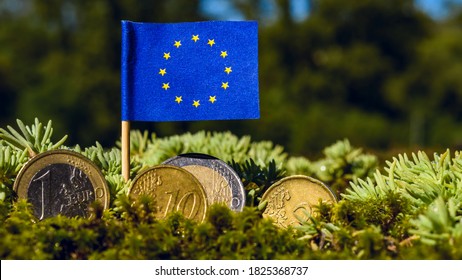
[261,175,337,228]
[162,153,245,211]
[13,149,110,220]
[129,165,208,222]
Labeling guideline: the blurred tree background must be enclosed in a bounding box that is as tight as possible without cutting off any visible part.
[1,0,462,157]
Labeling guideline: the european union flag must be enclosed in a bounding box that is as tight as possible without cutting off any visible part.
[121,20,259,122]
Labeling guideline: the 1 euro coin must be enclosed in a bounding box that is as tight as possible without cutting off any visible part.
[13,149,110,220]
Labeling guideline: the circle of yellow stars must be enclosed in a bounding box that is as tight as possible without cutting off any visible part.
[158,34,232,108]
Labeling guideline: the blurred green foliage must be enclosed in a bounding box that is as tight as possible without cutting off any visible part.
[1,0,462,156]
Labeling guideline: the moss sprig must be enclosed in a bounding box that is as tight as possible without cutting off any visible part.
[229,159,285,207]
[0,142,28,202]
[0,118,68,158]
[340,149,462,246]
[126,131,288,167]
[286,139,378,197]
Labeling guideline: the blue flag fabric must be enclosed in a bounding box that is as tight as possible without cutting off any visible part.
[121,20,259,121]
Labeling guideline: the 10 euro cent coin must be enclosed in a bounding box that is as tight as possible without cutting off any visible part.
[129,165,208,222]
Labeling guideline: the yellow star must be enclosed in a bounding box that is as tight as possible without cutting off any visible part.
[207,39,215,47]
[175,96,182,104]
[193,100,200,108]
[220,51,228,58]
[224,67,232,74]
[192,34,199,42]
[163,52,171,60]
[209,96,217,104]
[162,83,170,90]
[174,40,181,48]
[221,82,229,90]
[159,68,167,76]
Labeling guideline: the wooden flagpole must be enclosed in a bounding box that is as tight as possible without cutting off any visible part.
[121,120,130,182]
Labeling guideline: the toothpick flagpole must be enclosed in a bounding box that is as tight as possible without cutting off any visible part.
[121,120,130,182]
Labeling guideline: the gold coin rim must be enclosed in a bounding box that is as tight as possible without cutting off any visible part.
[13,149,110,209]
[261,175,337,203]
[128,164,209,222]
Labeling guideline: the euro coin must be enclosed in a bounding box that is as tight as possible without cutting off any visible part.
[129,165,208,222]
[261,175,337,228]
[13,149,110,220]
[162,153,245,211]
